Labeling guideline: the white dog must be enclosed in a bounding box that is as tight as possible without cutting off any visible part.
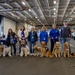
[20,45,30,57]
[3,45,11,57]
[20,38,30,57]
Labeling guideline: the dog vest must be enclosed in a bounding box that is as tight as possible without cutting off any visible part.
[4,45,8,48]
[45,47,49,52]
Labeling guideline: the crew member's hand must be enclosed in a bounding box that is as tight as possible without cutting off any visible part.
[56,37,58,38]
[52,37,54,39]
[60,38,62,40]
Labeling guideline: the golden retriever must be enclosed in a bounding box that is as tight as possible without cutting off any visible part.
[63,42,69,57]
[52,42,61,57]
[40,41,53,57]
[33,45,41,56]
[0,45,3,56]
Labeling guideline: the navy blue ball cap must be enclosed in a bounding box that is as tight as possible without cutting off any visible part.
[63,20,67,22]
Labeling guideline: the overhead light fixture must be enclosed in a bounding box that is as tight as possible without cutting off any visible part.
[53,1,56,4]
[54,13,56,15]
[73,12,75,13]
[29,9,31,11]
[54,20,55,22]
[22,2,26,5]
[17,17,20,19]
[54,18,55,21]
[35,16,37,18]
[11,13,14,16]
[53,8,56,11]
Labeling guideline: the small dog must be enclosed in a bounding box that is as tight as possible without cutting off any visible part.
[63,42,69,57]
[20,38,30,57]
[3,41,11,57]
[0,45,3,56]
[52,42,61,57]
[33,45,41,56]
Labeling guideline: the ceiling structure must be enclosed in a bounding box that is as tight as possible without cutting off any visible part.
[0,0,75,27]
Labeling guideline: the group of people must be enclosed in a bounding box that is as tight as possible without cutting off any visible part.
[5,20,71,56]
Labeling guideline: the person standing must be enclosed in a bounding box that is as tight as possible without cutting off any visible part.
[40,26,48,44]
[18,25,28,54]
[49,24,60,53]
[28,26,38,55]
[60,20,71,53]
[6,28,17,55]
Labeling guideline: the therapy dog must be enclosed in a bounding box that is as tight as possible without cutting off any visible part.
[3,41,11,57]
[40,41,52,57]
[70,53,75,57]
[63,42,69,57]
[0,44,3,56]
[20,38,30,57]
[33,45,41,56]
[52,42,61,57]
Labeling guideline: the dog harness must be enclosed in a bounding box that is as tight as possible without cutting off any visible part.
[45,47,49,52]
[4,45,8,48]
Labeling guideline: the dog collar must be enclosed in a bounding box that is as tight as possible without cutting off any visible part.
[22,46,26,48]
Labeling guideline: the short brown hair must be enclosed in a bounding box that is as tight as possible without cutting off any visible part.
[42,25,46,30]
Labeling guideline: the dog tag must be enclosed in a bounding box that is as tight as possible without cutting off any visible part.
[32,36,34,38]
[44,38,45,40]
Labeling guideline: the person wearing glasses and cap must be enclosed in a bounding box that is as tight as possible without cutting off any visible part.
[60,20,71,54]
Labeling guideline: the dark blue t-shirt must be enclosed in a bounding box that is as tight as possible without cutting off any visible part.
[21,31,25,38]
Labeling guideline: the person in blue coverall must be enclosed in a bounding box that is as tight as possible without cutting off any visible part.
[40,26,48,44]
[49,24,60,53]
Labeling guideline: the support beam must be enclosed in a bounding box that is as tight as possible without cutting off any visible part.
[25,0,42,25]
[68,7,75,23]
[56,0,60,23]
[35,0,48,25]
[61,0,70,21]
